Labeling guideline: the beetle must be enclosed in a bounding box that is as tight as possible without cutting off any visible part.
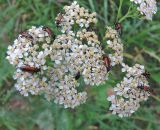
[75,71,81,80]
[142,71,150,79]
[20,66,40,73]
[102,54,111,72]
[20,31,33,41]
[55,13,64,26]
[115,22,122,35]
[42,26,53,36]
[137,85,152,92]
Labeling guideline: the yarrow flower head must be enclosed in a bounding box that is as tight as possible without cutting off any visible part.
[45,74,87,108]
[130,0,157,20]
[6,1,109,108]
[6,1,152,113]
[107,63,151,117]
[105,26,124,66]
[6,26,52,67]
[6,26,52,96]
[55,1,97,33]
[44,1,109,107]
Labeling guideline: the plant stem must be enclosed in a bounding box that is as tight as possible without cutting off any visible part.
[116,0,123,22]
[119,6,131,22]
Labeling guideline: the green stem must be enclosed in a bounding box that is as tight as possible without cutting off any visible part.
[116,0,123,22]
[151,95,160,102]
[118,6,131,22]
[131,116,160,124]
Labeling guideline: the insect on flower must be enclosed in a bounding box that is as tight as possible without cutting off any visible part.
[20,31,33,41]
[75,71,81,80]
[115,22,122,35]
[137,85,152,92]
[55,13,64,26]
[20,66,40,73]
[42,26,53,36]
[102,54,111,72]
[142,71,150,79]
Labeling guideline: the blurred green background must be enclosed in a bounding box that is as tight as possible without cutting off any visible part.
[0,0,160,130]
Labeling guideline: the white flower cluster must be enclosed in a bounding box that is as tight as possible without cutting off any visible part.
[55,1,97,33]
[107,63,150,117]
[44,1,108,108]
[50,33,107,86]
[6,26,51,67]
[6,26,52,96]
[6,1,152,112]
[105,26,123,66]
[45,75,87,108]
[130,0,157,20]
[6,1,108,108]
